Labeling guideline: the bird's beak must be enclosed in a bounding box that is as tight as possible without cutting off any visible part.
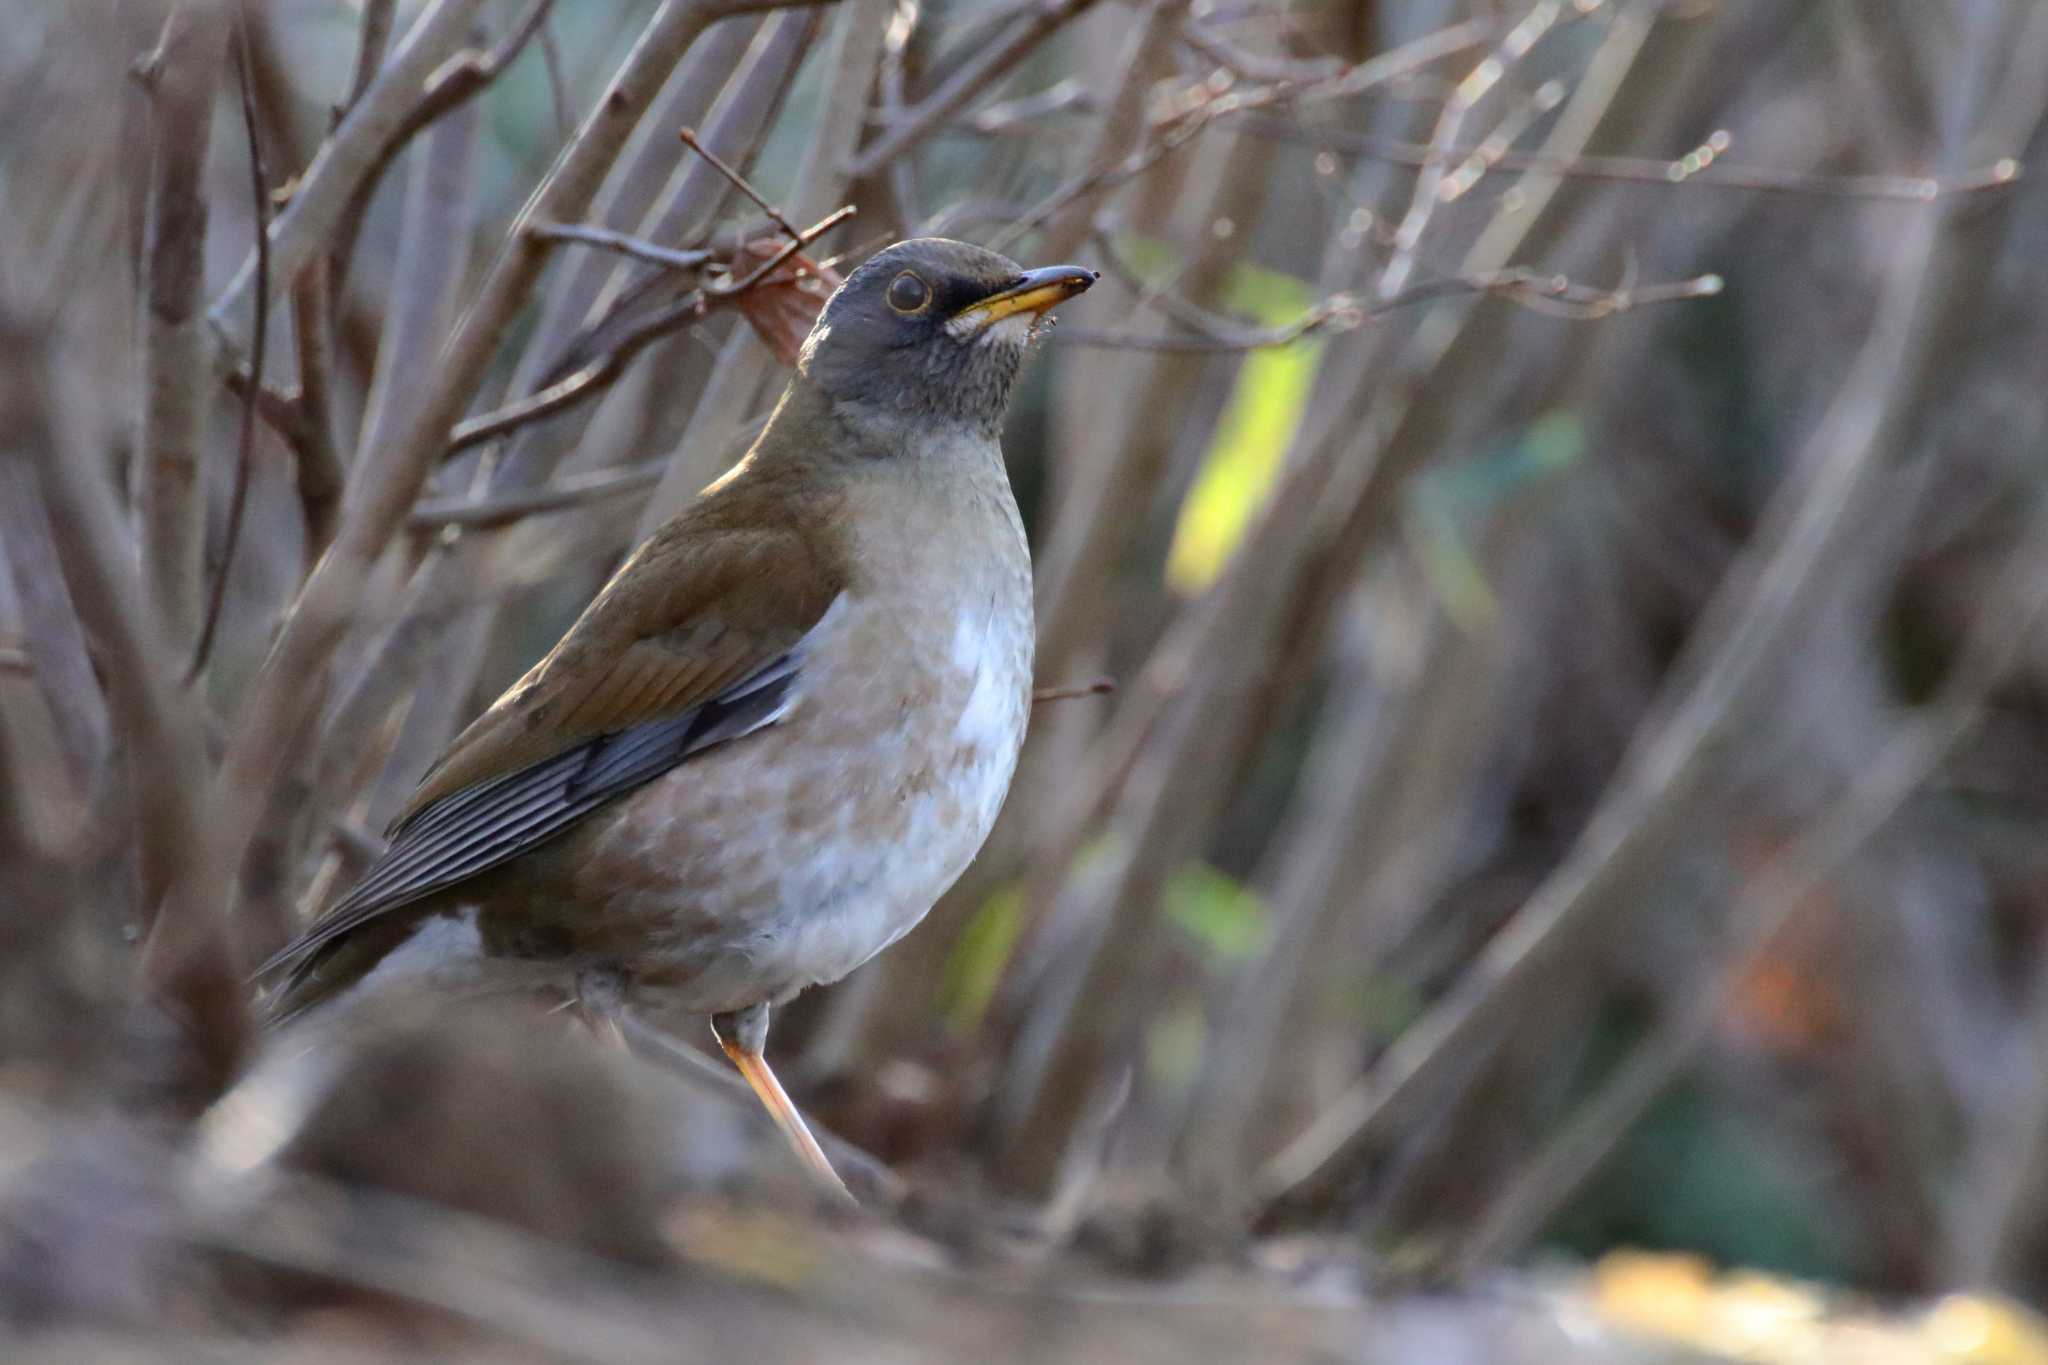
[952,265,1098,329]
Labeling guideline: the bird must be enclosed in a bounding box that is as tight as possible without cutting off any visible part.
[256,238,1097,1199]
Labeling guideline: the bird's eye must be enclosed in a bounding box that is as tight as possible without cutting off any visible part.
[886,271,931,314]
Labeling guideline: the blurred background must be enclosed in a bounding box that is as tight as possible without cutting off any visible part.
[5,0,2048,1356]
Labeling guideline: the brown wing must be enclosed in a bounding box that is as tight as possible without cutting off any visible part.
[258,515,844,990]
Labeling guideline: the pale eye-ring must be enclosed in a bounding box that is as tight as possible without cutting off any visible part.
[886,270,931,313]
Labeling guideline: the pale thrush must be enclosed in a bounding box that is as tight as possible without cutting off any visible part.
[258,238,1097,1197]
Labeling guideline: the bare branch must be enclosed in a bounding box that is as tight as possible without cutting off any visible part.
[679,125,801,241]
[1032,678,1117,705]
[407,459,665,531]
[525,221,717,272]
[1067,245,1722,352]
[207,0,491,335]
[1246,114,2025,202]
[845,0,1099,178]
[996,16,1497,249]
[190,24,271,683]
[1461,494,2048,1271]
[287,259,346,562]
[446,209,851,459]
[11,311,247,1097]
[340,0,399,117]
[213,0,845,950]
[1380,2,1573,300]
[137,2,229,651]
[1254,175,1973,1229]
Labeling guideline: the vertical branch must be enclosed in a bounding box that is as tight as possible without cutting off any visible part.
[342,0,400,114]
[136,1,230,652]
[247,87,482,952]
[189,22,270,682]
[1253,151,1979,1226]
[14,311,245,1106]
[207,0,491,337]
[0,458,109,804]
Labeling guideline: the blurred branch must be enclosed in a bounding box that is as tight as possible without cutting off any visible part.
[1254,125,1984,1230]
[997,16,1497,249]
[845,0,1098,177]
[287,262,346,562]
[207,0,490,337]
[1033,679,1117,705]
[136,1,229,653]
[995,0,1667,1206]
[214,0,843,949]
[11,310,246,1102]
[1381,2,1570,299]
[339,0,559,257]
[537,12,573,146]
[0,474,107,798]
[340,0,398,117]
[1460,506,2048,1271]
[409,459,665,530]
[409,414,772,531]
[1072,232,1721,351]
[448,208,849,459]
[190,25,271,682]
[1177,13,1345,85]
[527,221,716,272]
[1245,113,2025,202]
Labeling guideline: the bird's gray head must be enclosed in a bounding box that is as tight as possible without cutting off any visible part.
[797,238,1096,438]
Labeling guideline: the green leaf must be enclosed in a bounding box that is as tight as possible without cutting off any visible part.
[1405,407,1587,628]
[939,883,1024,1034]
[1164,861,1269,965]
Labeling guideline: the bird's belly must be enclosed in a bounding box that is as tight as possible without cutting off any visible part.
[561,592,1031,1014]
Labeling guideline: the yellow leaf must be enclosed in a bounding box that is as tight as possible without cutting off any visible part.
[1164,263,1324,593]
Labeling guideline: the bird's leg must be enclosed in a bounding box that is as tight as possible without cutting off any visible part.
[711,1003,852,1203]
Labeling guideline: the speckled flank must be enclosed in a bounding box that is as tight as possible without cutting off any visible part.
[494,434,1036,1016]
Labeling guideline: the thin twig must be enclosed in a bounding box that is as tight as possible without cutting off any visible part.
[537,11,573,146]
[679,125,801,240]
[995,16,1496,250]
[1253,159,1967,1229]
[191,23,272,683]
[526,221,716,273]
[218,0,810,952]
[1245,114,2025,202]
[1062,265,1721,352]
[447,208,851,459]
[409,461,665,530]
[1177,13,1344,84]
[208,0,491,336]
[845,0,1100,177]
[1033,679,1117,704]
[326,0,560,285]
[408,413,773,530]
[1381,2,1571,300]
[138,3,228,653]
[340,0,399,118]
